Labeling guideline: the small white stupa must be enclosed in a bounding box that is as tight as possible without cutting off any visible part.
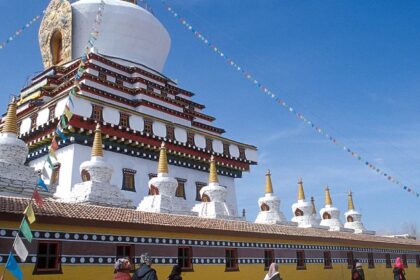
[137,142,190,214]
[319,187,349,232]
[196,156,233,219]
[0,98,41,197]
[67,124,132,207]
[344,192,375,234]
[255,170,291,225]
[291,178,321,228]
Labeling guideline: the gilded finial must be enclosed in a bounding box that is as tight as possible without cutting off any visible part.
[348,191,355,210]
[209,155,218,183]
[310,196,317,214]
[324,186,333,206]
[2,97,18,134]
[91,124,103,157]
[157,142,169,174]
[297,177,305,200]
[265,170,273,194]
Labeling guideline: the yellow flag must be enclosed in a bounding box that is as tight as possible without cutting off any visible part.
[64,107,73,121]
[49,148,57,161]
[24,203,36,224]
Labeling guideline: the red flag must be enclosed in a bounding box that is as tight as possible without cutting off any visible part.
[33,189,44,208]
[51,137,59,151]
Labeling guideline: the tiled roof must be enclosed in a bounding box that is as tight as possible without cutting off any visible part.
[1,195,419,248]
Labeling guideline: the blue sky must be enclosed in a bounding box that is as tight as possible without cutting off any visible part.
[0,1,419,234]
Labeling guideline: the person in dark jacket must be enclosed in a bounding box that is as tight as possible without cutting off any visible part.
[167,265,182,280]
[132,253,158,280]
[393,257,406,280]
[351,262,365,280]
[263,263,281,280]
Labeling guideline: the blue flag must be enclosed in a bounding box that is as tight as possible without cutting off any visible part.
[37,178,49,192]
[6,252,22,280]
[55,128,68,141]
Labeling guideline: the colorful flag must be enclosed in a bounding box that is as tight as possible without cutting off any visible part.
[63,106,73,121]
[20,219,33,243]
[60,115,67,129]
[68,94,75,109]
[46,155,54,169]
[51,137,59,151]
[49,148,57,161]
[24,204,35,224]
[13,235,28,262]
[55,128,68,141]
[5,252,22,280]
[37,178,48,192]
[33,189,44,208]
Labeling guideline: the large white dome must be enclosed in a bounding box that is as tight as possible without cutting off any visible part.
[72,0,171,72]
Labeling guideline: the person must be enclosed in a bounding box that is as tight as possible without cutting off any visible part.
[393,257,406,280]
[167,265,182,280]
[351,262,365,280]
[263,263,281,280]
[114,258,132,280]
[132,253,158,280]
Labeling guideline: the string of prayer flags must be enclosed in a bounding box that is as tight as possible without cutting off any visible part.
[20,219,33,243]
[50,136,59,151]
[13,235,28,262]
[33,189,44,208]
[37,178,49,192]
[161,0,419,199]
[5,253,22,280]
[24,203,35,224]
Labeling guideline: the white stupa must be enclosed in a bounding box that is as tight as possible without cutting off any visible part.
[344,192,375,234]
[319,187,349,232]
[255,170,292,225]
[137,142,190,214]
[0,98,41,197]
[291,178,322,228]
[67,124,132,207]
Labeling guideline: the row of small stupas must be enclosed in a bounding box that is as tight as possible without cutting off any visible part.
[0,98,374,235]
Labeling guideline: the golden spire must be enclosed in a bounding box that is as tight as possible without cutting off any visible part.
[265,170,273,194]
[311,196,317,214]
[324,186,333,206]
[209,155,218,183]
[2,97,18,134]
[91,124,103,157]
[297,177,305,200]
[157,142,169,174]
[348,191,355,210]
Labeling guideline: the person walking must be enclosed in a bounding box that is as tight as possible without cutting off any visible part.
[132,253,158,280]
[113,258,132,280]
[167,265,182,280]
[351,262,365,280]
[393,257,406,280]
[263,263,281,280]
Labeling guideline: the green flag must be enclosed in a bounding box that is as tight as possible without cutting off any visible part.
[20,218,33,243]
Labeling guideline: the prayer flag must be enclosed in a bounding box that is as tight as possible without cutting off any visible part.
[20,219,33,243]
[24,204,35,224]
[55,128,68,141]
[13,235,28,262]
[64,106,73,121]
[49,148,57,161]
[60,115,68,129]
[46,155,54,169]
[33,189,44,208]
[37,178,49,192]
[5,252,22,280]
[51,137,59,151]
[68,94,75,109]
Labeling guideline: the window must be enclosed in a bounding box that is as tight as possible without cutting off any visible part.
[324,251,332,269]
[122,169,136,192]
[178,247,192,271]
[166,125,174,140]
[294,208,304,216]
[48,105,56,121]
[34,241,61,273]
[50,31,63,65]
[91,105,103,122]
[296,251,306,270]
[416,255,420,267]
[205,138,213,152]
[239,147,246,159]
[323,212,331,219]
[187,132,194,146]
[81,169,91,182]
[148,173,157,195]
[175,179,186,199]
[50,163,61,185]
[116,245,134,266]
[225,249,238,271]
[147,84,153,92]
[223,142,230,156]
[347,251,354,269]
[116,78,123,86]
[260,203,270,211]
[195,182,206,201]
[402,254,408,268]
[264,250,274,270]
[31,114,37,130]
[368,253,374,268]
[98,71,106,81]
[119,113,130,128]
[144,119,152,134]
[347,216,354,222]
[385,253,391,268]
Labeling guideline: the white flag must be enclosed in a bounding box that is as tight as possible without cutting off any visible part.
[14,235,28,262]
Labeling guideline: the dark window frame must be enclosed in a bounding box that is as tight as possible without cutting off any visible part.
[385,253,392,268]
[178,246,193,271]
[296,250,306,270]
[116,244,135,271]
[225,248,239,271]
[122,168,136,192]
[30,114,37,130]
[402,254,408,268]
[166,125,175,140]
[347,251,354,269]
[416,254,420,268]
[144,119,153,134]
[119,113,130,128]
[48,105,56,121]
[323,251,332,269]
[175,178,186,199]
[33,241,62,274]
[264,250,275,271]
[367,252,375,269]
[98,71,107,81]
[91,104,103,122]
[195,182,206,201]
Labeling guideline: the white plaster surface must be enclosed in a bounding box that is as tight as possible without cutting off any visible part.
[20,118,31,135]
[194,134,206,149]
[55,97,68,118]
[229,145,240,158]
[245,148,258,162]
[103,106,120,125]
[212,139,223,154]
[320,205,345,231]
[152,121,166,138]
[174,127,187,143]
[255,193,287,224]
[36,108,49,127]
[72,96,92,118]
[0,133,28,165]
[291,200,321,228]
[130,115,144,132]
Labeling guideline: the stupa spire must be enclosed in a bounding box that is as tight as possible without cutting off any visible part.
[2,97,18,134]
[324,186,333,206]
[348,191,355,210]
[297,177,305,200]
[209,156,218,184]
[311,196,317,215]
[157,142,169,174]
[265,170,273,194]
[91,124,103,157]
